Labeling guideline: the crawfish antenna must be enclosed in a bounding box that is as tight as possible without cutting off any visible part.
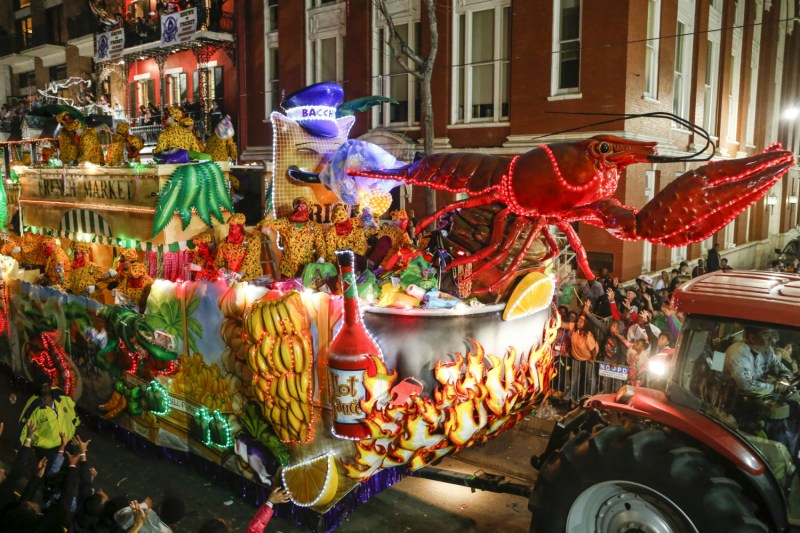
[534,111,716,163]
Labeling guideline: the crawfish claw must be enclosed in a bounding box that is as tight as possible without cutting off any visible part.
[589,147,794,247]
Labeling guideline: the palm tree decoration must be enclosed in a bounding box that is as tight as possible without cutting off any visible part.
[144,290,203,356]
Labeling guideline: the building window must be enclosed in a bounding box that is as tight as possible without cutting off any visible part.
[552,0,580,94]
[265,0,280,114]
[745,0,763,147]
[46,5,64,45]
[644,0,660,98]
[703,39,719,136]
[14,0,31,10]
[376,19,421,127]
[16,16,33,50]
[727,0,744,144]
[137,79,155,108]
[193,66,224,107]
[166,73,187,106]
[453,2,510,124]
[672,21,687,120]
[306,0,345,84]
[268,48,280,113]
[49,64,67,82]
[672,0,694,126]
[267,0,278,29]
[17,71,35,90]
[642,170,656,271]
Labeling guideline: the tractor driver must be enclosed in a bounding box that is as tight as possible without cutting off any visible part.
[724,327,796,398]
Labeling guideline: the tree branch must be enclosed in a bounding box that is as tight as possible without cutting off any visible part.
[373,0,425,70]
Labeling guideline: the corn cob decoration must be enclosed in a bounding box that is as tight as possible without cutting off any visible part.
[243,291,315,443]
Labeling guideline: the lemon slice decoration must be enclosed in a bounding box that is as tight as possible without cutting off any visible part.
[502,272,555,321]
[282,452,339,507]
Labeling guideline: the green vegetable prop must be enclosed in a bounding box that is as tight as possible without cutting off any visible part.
[145,380,171,416]
[240,402,291,465]
[302,261,337,290]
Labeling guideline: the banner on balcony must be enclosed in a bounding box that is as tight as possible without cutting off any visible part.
[95,28,124,63]
[161,7,197,46]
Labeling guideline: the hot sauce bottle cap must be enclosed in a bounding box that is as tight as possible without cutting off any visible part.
[335,249,354,268]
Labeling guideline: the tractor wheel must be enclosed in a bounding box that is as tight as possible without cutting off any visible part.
[529,423,770,533]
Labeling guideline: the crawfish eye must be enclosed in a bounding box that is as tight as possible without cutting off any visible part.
[598,142,611,154]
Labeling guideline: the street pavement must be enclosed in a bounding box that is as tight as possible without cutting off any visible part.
[0,372,553,532]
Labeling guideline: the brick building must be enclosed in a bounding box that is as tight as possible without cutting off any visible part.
[0,0,95,111]
[237,0,800,280]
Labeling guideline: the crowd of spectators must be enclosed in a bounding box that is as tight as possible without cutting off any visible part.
[769,257,800,273]
[113,0,228,46]
[0,377,289,532]
[550,246,734,403]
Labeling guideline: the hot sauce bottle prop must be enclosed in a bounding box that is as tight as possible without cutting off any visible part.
[328,250,383,439]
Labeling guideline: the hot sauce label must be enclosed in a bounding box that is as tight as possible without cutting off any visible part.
[329,368,366,424]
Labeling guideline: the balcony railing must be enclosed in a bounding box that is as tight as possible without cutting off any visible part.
[121,8,234,49]
[129,124,162,146]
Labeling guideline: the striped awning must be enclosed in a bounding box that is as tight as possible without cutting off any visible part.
[60,209,112,237]
[27,226,196,252]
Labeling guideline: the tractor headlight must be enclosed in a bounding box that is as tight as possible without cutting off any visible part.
[648,358,669,377]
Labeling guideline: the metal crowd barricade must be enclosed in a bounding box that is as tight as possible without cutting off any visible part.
[550,358,630,403]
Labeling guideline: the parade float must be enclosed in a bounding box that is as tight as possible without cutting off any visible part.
[0,83,793,532]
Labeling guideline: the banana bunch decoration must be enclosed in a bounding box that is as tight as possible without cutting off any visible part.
[243,291,315,443]
[151,161,233,237]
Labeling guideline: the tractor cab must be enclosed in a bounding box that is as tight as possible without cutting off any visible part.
[669,271,800,522]
[530,271,800,532]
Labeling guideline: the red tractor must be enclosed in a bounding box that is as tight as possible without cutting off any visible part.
[529,271,800,532]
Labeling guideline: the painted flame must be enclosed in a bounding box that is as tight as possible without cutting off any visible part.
[343,313,560,480]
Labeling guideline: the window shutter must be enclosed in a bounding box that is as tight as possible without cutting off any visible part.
[214,66,224,102]
[180,72,188,101]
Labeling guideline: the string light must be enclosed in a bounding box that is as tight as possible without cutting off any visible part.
[146,380,171,416]
[281,451,338,507]
[0,282,8,337]
[193,406,234,448]
[32,331,75,397]
[19,199,156,214]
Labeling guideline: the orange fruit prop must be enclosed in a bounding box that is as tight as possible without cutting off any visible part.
[502,272,555,321]
[282,452,339,507]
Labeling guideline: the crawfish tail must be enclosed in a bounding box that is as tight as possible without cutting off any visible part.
[351,153,513,195]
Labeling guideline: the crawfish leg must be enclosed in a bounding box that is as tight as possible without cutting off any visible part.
[539,226,560,262]
[476,220,543,294]
[415,192,499,234]
[448,207,512,269]
[472,217,534,277]
[554,220,595,281]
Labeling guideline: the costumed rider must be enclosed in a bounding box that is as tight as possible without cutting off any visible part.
[38,236,71,289]
[114,248,139,287]
[180,116,204,152]
[205,114,238,162]
[189,230,219,281]
[371,209,412,267]
[55,111,81,165]
[105,122,144,164]
[215,213,262,282]
[322,204,370,264]
[78,116,106,165]
[154,106,203,154]
[257,197,324,279]
[115,261,153,310]
[68,242,114,302]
